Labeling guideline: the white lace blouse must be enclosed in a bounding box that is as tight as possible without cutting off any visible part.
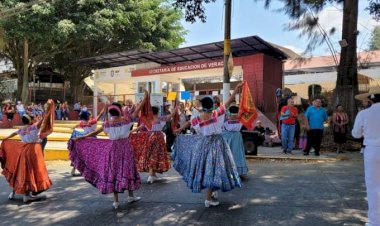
[142,116,167,132]
[17,124,39,143]
[223,119,243,132]
[191,106,226,136]
[103,117,133,140]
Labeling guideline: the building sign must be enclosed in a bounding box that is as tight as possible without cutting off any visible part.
[132,60,224,77]
[95,65,135,81]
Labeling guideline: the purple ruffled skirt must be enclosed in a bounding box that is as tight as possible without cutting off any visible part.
[68,138,141,194]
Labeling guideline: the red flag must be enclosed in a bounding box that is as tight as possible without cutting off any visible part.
[238,81,258,130]
[139,94,154,130]
[40,99,55,139]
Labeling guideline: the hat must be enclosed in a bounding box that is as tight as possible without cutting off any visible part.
[355,86,380,101]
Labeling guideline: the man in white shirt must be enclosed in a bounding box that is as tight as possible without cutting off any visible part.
[16,101,25,117]
[352,87,380,226]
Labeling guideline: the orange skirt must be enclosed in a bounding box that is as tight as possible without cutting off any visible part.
[130,132,171,173]
[0,140,52,194]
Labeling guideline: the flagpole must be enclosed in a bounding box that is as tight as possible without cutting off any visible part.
[222,0,232,103]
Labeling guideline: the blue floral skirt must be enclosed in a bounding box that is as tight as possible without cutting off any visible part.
[222,131,249,176]
[172,134,241,193]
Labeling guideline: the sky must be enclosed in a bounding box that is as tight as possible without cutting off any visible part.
[180,0,380,57]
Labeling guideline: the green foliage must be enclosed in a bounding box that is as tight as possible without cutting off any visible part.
[368,0,380,20]
[369,26,380,50]
[0,0,186,100]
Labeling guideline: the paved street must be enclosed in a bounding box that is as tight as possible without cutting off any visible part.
[0,157,367,226]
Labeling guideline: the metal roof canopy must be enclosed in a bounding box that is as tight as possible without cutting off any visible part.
[75,36,288,68]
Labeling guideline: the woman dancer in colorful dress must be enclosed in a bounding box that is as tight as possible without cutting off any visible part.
[131,105,176,184]
[68,108,105,176]
[1,101,54,203]
[72,95,147,210]
[222,105,249,177]
[173,82,243,208]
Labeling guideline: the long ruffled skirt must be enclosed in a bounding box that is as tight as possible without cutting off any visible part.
[0,140,52,194]
[222,131,249,176]
[67,129,96,166]
[130,132,171,173]
[172,134,241,193]
[68,138,141,194]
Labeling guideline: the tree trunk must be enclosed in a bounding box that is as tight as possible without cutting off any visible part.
[21,39,29,104]
[335,0,359,125]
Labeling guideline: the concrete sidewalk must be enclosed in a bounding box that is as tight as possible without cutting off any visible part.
[0,158,367,226]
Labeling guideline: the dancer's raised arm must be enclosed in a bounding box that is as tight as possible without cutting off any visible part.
[164,106,179,122]
[74,127,103,141]
[224,82,244,109]
[2,131,18,140]
[133,90,149,119]
[174,121,191,134]
[96,106,107,121]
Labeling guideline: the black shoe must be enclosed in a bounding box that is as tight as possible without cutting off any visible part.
[315,153,320,156]
[303,152,309,156]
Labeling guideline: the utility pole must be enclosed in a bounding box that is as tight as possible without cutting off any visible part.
[222,0,232,103]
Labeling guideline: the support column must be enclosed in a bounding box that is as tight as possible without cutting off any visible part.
[93,79,98,117]
[113,83,117,102]
[154,81,160,93]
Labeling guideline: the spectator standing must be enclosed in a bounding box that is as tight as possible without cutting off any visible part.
[280,98,298,154]
[61,101,69,120]
[56,100,62,120]
[213,96,221,110]
[189,98,202,118]
[178,102,187,133]
[73,102,81,113]
[16,101,26,117]
[352,87,380,226]
[303,98,328,156]
[26,103,33,115]
[332,104,349,154]
[3,102,15,121]
[80,104,88,114]
[297,109,308,151]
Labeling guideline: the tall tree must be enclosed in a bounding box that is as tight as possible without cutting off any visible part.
[174,0,359,122]
[0,0,185,103]
[369,26,380,50]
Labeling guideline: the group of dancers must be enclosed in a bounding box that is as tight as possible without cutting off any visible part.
[0,81,250,209]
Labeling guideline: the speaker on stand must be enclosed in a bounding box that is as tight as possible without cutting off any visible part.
[241,131,260,155]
